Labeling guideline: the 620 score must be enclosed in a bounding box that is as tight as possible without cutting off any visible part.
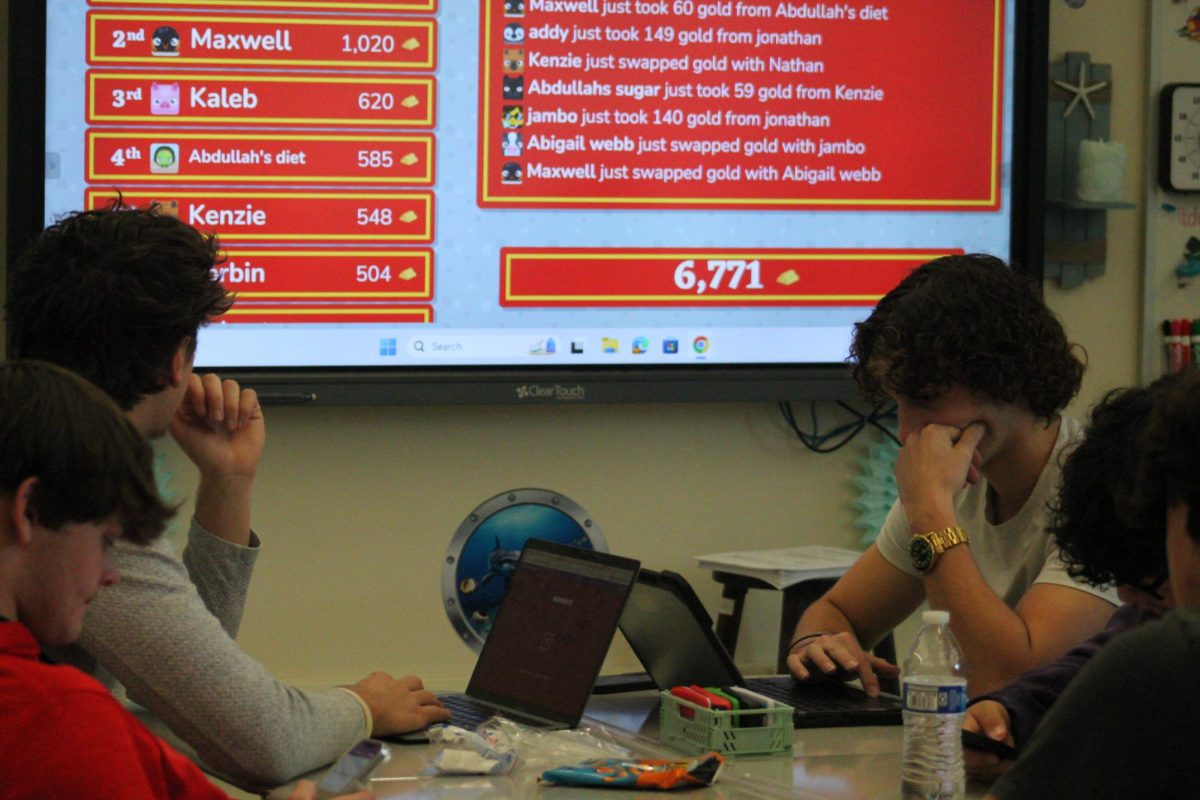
[674,259,764,294]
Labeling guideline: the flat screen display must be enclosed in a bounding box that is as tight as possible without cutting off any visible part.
[8,1,1046,404]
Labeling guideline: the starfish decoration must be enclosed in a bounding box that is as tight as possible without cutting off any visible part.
[1053,62,1108,120]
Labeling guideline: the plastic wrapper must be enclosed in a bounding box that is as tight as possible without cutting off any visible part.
[477,717,629,772]
[539,751,725,790]
[425,717,629,778]
[425,724,517,776]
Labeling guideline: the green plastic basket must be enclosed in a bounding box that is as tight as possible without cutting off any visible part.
[658,689,793,756]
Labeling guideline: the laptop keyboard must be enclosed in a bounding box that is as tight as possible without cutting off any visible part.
[437,693,560,731]
[439,694,495,730]
[746,679,870,710]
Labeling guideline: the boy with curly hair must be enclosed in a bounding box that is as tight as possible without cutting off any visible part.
[6,204,449,788]
[986,370,1200,800]
[964,376,1177,783]
[787,254,1118,697]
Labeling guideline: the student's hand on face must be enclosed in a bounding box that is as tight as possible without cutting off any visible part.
[962,700,1016,784]
[346,672,452,735]
[895,422,987,524]
[170,373,265,478]
[785,631,900,698]
[285,779,372,800]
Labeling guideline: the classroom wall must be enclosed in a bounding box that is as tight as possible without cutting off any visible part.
[0,0,1148,690]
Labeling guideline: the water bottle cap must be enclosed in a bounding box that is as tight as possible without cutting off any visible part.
[922,609,950,625]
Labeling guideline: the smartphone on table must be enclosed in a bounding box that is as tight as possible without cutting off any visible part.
[961,729,1018,760]
[315,738,390,799]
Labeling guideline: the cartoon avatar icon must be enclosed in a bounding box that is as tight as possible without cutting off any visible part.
[149,143,179,174]
[501,105,524,129]
[149,82,180,115]
[502,75,524,101]
[503,23,525,44]
[501,131,523,157]
[501,162,522,184]
[504,0,526,17]
[149,199,180,218]
[152,25,180,55]
[503,47,524,74]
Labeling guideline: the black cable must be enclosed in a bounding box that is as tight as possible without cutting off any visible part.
[840,400,902,446]
[779,400,899,453]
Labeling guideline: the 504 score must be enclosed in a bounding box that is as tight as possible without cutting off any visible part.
[355,264,392,282]
[674,259,764,294]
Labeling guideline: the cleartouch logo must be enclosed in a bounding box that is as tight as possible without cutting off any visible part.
[515,383,586,401]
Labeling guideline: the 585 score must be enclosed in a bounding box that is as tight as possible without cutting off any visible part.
[674,259,763,294]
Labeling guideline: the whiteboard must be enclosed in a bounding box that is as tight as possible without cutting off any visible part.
[1143,2,1200,380]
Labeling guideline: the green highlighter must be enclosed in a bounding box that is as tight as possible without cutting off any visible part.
[704,686,742,726]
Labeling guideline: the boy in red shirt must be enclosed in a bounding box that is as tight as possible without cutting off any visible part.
[0,360,368,800]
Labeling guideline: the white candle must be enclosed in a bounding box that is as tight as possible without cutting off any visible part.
[1076,139,1127,202]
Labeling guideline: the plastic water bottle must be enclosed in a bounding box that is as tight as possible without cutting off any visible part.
[900,610,967,800]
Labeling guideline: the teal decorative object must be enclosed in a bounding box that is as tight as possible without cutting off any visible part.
[153,452,178,505]
[851,422,899,547]
[153,452,185,542]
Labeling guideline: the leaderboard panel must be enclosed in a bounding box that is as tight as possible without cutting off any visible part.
[46,1,1018,370]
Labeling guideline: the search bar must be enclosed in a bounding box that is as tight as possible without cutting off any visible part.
[407,335,545,358]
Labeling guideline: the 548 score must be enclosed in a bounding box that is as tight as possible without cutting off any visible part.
[674,259,764,294]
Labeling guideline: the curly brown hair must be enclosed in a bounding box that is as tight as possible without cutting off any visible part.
[1051,376,1179,588]
[7,201,233,411]
[1129,369,1200,545]
[850,254,1084,419]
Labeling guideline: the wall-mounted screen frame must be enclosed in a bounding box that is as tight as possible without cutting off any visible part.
[6,1,1048,405]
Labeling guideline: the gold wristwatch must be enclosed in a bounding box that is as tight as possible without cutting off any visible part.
[909,526,969,573]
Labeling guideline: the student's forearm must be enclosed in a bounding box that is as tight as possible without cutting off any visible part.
[793,545,922,653]
[921,547,1037,695]
[194,473,254,547]
[793,597,857,644]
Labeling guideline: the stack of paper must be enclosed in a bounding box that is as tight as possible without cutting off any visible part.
[694,545,861,590]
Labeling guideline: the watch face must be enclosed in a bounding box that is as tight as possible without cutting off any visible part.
[909,537,934,572]
[1166,84,1200,191]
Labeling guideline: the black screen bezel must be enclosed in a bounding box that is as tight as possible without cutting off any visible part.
[4,2,1048,406]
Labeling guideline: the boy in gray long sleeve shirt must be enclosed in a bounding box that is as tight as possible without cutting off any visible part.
[10,204,450,787]
[61,522,372,785]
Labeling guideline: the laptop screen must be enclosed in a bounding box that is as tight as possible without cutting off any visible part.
[466,539,640,725]
[619,569,743,690]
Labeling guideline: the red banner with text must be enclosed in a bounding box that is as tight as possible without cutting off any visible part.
[501,248,961,307]
[478,1,1003,210]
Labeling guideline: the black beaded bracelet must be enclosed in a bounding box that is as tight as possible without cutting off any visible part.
[787,631,829,652]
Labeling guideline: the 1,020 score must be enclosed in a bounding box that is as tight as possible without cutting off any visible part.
[674,259,764,294]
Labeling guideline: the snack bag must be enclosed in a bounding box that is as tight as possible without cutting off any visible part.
[539,752,724,790]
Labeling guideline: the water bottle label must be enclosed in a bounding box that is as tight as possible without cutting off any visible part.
[902,682,967,714]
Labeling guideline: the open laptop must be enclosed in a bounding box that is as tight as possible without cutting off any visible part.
[618,568,901,728]
[390,538,640,742]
